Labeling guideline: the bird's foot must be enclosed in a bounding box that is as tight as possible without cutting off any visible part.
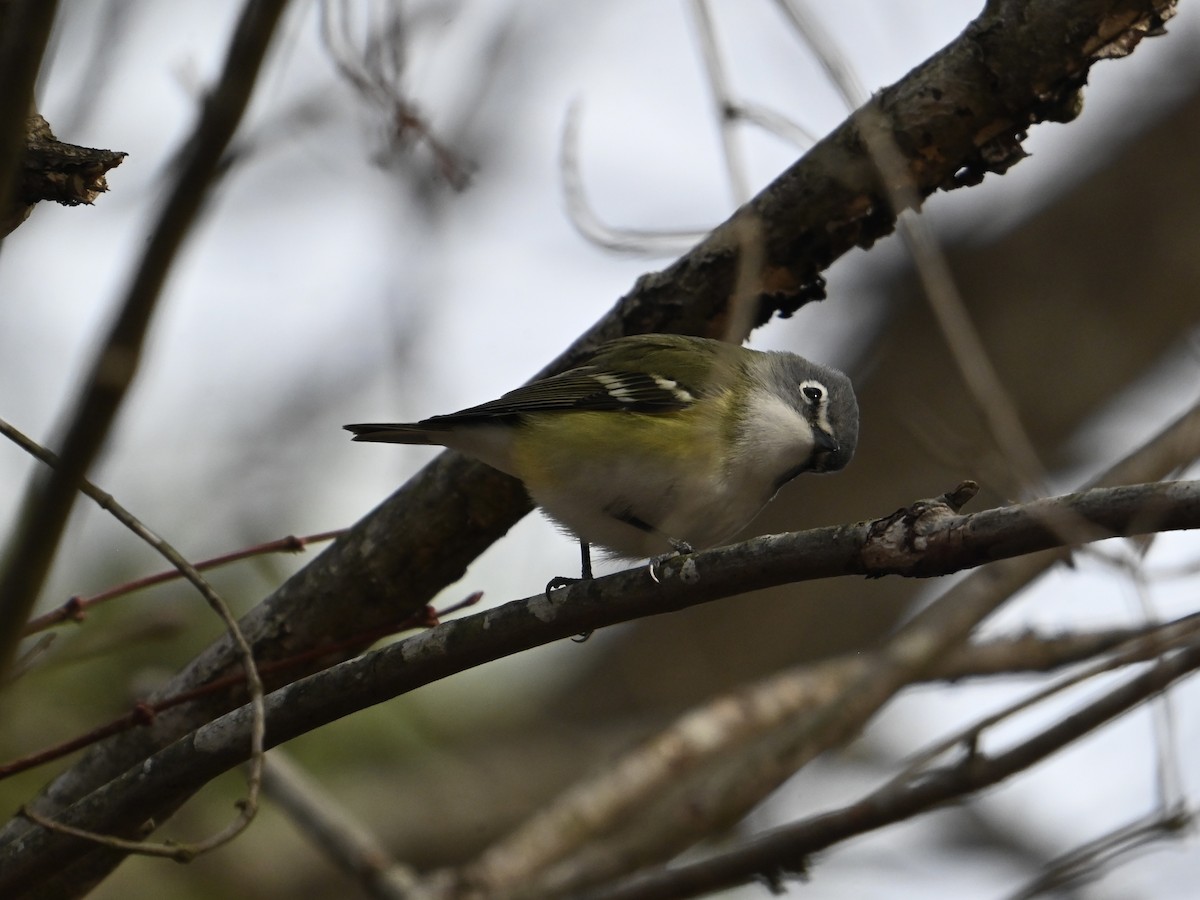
[648,539,695,584]
[545,541,595,642]
[546,539,595,596]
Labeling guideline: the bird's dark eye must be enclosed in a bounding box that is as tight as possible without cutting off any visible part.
[801,384,824,404]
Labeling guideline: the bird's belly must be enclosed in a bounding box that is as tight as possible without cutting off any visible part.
[529,466,771,559]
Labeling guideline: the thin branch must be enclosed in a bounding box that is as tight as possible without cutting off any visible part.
[560,102,708,256]
[21,526,344,637]
[1005,808,1192,900]
[561,12,823,258]
[898,211,1049,491]
[262,751,418,900]
[318,0,471,188]
[731,100,819,147]
[888,611,1200,786]
[1128,558,1188,830]
[0,0,291,679]
[688,0,750,204]
[772,0,866,108]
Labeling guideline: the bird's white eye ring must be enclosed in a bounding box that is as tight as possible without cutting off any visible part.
[801,383,824,404]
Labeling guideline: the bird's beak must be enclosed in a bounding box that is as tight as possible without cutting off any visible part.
[813,428,839,455]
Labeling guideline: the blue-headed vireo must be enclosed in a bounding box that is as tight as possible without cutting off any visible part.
[346,334,858,563]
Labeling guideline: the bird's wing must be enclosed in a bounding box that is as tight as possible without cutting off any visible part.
[417,367,698,427]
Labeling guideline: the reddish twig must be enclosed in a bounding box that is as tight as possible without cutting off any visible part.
[22,529,345,636]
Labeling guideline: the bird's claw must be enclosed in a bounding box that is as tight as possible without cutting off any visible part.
[545,577,592,641]
[648,539,695,584]
[545,575,581,595]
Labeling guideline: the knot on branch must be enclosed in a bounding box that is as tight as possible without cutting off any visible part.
[860,481,979,576]
[1085,3,1175,61]
[3,115,127,237]
[22,125,126,208]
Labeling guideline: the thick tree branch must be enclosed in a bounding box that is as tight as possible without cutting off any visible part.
[0,0,58,235]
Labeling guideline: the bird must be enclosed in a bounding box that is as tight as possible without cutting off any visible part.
[346,333,858,573]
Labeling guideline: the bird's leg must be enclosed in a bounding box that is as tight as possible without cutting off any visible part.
[545,540,594,594]
[580,540,594,580]
[542,540,596,643]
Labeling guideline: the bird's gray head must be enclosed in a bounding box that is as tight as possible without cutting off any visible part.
[767,353,859,474]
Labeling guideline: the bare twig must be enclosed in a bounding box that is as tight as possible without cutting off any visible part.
[688,0,750,204]
[773,0,867,106]
[262,751,418,899]
[560,102,707,256]
[1129,558,1188,831]
[730,100,818,147]
[318,0,471,188]
[21,527,344,636]
[889,611,1200,786]
[561,4,824,258]
[1005,808,1192,899]
[559,97,814,258]
[897,212,1049,491]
